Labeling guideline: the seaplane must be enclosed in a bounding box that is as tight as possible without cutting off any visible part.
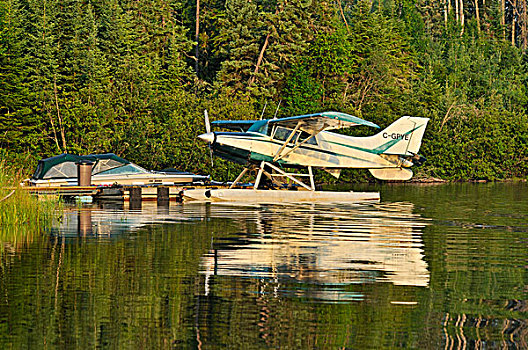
[182,110,429,202]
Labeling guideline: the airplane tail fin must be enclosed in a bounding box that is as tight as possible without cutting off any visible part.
[366,116,429,181]
[368,116,429,156]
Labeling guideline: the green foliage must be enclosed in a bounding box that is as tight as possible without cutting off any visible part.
[0,161,60,243]
[0,0,528,181]
[407,26,528,180]
[283,62,324,115]
[212,0,263,95]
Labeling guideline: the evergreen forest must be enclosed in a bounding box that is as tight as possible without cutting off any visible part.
[1,0,528,182]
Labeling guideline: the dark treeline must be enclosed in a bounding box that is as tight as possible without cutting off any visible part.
[1,0,528,181]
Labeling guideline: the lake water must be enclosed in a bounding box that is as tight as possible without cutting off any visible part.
[0,183,527,348]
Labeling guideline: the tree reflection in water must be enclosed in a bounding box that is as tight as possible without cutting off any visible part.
[1,183,527,349]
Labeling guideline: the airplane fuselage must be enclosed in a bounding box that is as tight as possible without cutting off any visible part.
[210,130,408,169]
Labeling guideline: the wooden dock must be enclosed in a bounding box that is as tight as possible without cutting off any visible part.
[22,184,380,204]
[22,184,224,202]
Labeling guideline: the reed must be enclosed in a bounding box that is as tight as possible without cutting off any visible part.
[0,162,61,245]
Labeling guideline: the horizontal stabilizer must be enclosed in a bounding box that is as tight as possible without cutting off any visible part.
[369,168,413,181]
[323,168,341,179]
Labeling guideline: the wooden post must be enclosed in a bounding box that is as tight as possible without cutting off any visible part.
[129,187,142,210]
[157,186,169,206]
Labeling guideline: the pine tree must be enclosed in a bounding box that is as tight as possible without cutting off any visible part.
[246,0,315,101]
[0,0,39,162]
[68,1,114,153]
[346,3,416,120]
[213,0,264,96]
[14,0,64,157]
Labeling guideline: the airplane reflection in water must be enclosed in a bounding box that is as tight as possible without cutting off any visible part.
[200,202,430,300]
[51,202,430,298]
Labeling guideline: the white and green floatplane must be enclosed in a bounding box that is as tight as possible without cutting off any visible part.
[182,111,429,203]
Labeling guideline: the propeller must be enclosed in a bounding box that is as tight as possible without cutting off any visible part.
[204,109,214,167]
[204,109,211,134]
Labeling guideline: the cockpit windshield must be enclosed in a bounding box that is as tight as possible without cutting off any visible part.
[247,120,269,134]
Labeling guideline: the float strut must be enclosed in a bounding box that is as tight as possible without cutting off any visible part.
[230,167,250,189]
[253,161,266,189]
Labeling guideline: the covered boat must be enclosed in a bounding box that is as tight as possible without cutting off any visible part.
[27,153,209,187]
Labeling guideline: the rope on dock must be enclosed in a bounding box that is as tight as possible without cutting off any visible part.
[0,190,15,203]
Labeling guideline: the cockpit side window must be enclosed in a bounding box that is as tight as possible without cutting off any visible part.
[271,126,318,145]
[273,126,292,141]
[298,131,318,145]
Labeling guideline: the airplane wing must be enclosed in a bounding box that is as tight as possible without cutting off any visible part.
[211,120,258,132]
[268,111,379,134]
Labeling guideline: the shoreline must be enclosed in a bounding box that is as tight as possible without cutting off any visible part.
[321,177,527,187]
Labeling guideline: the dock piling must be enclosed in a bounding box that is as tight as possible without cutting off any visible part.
[157,186,169,206]
[76,160,93,186]
[129,186,142,209]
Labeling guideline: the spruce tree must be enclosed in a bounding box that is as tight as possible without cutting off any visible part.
[16,0,64,157]
[213,0,263,96]
[0,0,39,163]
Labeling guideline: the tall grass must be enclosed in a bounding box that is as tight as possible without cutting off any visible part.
[0,163,61,246]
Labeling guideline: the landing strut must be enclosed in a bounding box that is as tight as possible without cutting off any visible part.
[229,161,315,191]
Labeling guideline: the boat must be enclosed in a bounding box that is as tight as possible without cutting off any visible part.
[25,153,209,187]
